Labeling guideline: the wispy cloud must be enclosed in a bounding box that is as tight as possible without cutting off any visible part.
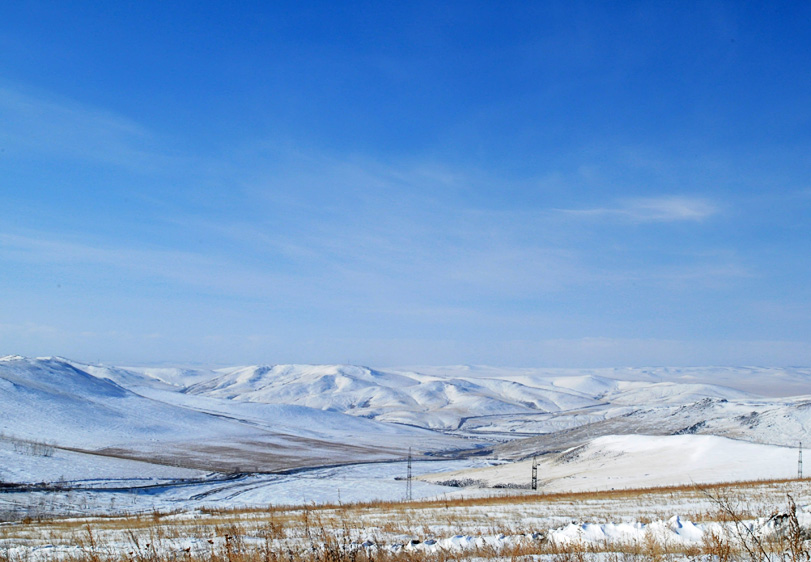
[560,196,719,223]
[0,84,183,173]
[178,148,744,307]
[0,231,297,300]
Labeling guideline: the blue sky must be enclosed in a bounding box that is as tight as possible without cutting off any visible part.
[1,1,810,367]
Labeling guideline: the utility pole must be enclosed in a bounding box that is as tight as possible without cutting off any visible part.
[406,447,413,501]
[531,456,538,491]
[799,442,803,479]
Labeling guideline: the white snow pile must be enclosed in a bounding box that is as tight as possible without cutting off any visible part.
[385,516,707,553]
[3,512,808,560]
[542,511,810,550]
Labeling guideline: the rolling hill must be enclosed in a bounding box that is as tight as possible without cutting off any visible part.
[3,355,811,495]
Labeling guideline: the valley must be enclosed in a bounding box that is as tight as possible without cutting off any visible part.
[2,354,811,519]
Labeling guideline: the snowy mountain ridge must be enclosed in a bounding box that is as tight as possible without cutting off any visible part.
[2,355,811,484]
[3,355,811,507]
[177,362,765,429]
[0,356,469,477]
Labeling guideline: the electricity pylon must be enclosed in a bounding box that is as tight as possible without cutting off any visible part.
[531,456,538,490]
[406,447,413,501]
[799,442,803,479]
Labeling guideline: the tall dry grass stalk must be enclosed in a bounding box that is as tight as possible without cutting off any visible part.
[2,478,811,561]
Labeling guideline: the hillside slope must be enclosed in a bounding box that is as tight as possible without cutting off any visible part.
[183,363,754,431]
[421,434,802,492]
[0,357,470,476]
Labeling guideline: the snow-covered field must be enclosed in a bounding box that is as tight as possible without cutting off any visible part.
[0,459,493,519]
[3,478,811,561]
[3,354,811,520]
[422,434,805,492]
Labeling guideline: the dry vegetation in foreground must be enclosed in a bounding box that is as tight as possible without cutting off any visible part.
[2,478,811,561]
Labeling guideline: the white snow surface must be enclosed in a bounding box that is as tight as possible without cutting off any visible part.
[4,354,811,513]
[0,357,470,483]
[182,363,757,430]
[422,434,804,492]
[404,364,811,397]
[0,440,205,484]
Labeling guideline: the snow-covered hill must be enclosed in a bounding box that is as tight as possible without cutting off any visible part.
[421,434,803,492]
[182,364,603,429]
[403,364,811,398]
[181,363,759,432]
[0,356,469,480]
[490,394,811,462]
[0,355,236,449]
[4,354,811,496]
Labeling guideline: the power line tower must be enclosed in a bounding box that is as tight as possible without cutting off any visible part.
[799,442,803,479]
[406,447,413,501]
[531,456,538,491]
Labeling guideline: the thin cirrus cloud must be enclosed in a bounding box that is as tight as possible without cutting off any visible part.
[560,196,719,223]
[0,84,182,173]
[0,231,297,300]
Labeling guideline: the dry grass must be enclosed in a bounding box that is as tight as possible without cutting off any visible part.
[2,477,811,561]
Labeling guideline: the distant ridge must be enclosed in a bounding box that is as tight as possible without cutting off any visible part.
[3,355,811,482]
